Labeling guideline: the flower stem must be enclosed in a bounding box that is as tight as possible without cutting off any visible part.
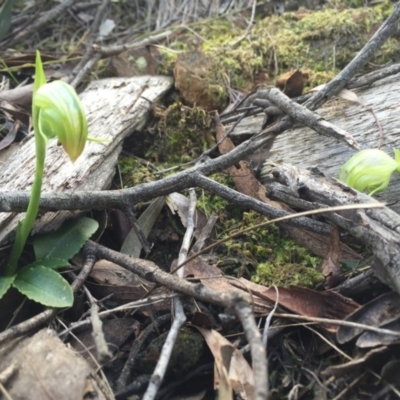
[5,134,46,275]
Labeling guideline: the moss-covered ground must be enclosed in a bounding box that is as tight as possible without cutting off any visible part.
[118,2,398,288]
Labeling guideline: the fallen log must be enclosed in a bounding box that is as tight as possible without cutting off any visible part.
[0,76,173,245]
[260,69,400,214]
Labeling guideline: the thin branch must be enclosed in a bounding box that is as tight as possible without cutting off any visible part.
[88,0,110,45]
[261,88,360,149]
[0,0,82,49]
[116,313,172,391]
[0,132,335,237]
[67,0,110,88]
[142,189,196,400]
[88,240,268,400]
[227,0,257,49]
[68,30,173,87]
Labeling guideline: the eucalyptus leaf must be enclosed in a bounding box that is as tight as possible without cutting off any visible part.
[34,217,98,261]
[13,265,73,307]
[0,275,16,299]
[121,197,165,257]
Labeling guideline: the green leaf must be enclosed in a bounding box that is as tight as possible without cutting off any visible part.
[34,50,47,95]
[0,0,17,41]
[34,217,99,261]
[26,258,70,270]
[13,265,73,307]
[0,275,15,299]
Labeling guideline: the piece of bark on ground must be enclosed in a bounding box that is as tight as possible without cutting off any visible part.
[226,70,400,214]
[0,76,173,245]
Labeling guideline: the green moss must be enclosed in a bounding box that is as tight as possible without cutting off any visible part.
[146,102,216,164]
[137,327,205,378]
[159,3,395,91]
[117,4,393,287]
[196,173,235,218]
[117,156,155,187]
[198,193,323,287]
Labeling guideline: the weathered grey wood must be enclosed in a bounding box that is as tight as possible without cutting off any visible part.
[254,72,400,214]
[0,76,173,244]
[267,162,400,294]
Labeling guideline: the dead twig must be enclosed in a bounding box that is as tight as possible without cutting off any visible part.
[142,189,196,400]
[58,294,177,338]
[267,163,400,292]
[0,0,82,49]
[0,132,334,237]
[68,30,173,88]
[170,203,384,275]
[260,87,360,149]
[116,313,172,391]
[226,0,257,49]
[88,240,269,400]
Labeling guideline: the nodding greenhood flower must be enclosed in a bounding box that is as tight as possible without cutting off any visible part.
[34,80,88,162]
[4,50,89,276]
[32,52,88,163]
[338,148,400,196]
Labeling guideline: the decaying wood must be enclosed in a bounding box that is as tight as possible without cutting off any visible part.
[228,70,400,215]
[257,71,400,214]
[0,76,173,245]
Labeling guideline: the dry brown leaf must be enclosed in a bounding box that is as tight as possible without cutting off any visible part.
[0,120,20,151]
[88,260,170,309]
[195,327,254,400]
[357,316,400,348]
[319,225,343,288]
[276,69,309,98]
[337,291,400,345]
[215,116,272,202]
[310,85,361,104]
[232,279,359,333]
[381,360,400,388]
[166,192,209,239]
[337,88,362,104]
[184,256,270,314]
[216,118,361,262]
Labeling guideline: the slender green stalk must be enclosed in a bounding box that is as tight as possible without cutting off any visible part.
[5,125,46,275]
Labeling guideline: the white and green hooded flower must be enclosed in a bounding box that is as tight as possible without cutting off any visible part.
[32,52,88,162]
[338,148,400,196]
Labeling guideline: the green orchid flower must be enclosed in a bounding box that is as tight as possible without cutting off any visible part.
[5,50,88,275]
[35,80,88,162]
[338,148,400,196]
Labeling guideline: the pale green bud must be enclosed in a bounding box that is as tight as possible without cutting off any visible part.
[34,80,88,162]
[338,148,400,196]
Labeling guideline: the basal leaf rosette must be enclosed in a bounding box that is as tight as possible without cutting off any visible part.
[338,148,400,196]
